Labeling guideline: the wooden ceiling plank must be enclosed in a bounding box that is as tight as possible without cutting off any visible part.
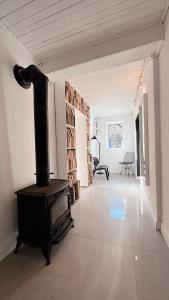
[28,7,162,54]
[25,0,162,48]
[33,13,161,62]
[9,0,97,34]
[23,0,157,47]
[16,0,158,40]
[14,0,155,38]
[0,0,34,19]
[1,0,62,26]
[0,0,7,4]
[22,0,121,44]
[18,0,161,46]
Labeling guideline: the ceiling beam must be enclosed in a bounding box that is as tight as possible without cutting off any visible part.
[40,23,164,74]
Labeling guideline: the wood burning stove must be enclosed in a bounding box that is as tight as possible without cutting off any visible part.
[15,179,73,265]
[13,65,74,265]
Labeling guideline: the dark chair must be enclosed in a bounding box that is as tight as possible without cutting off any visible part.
[119,152,135,176]
[93,157,110,180]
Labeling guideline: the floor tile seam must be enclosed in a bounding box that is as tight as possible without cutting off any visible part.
[9,274,58,299]
[0,274,19,286]
[132,246,169,257]
[0,278,42,299]
[73,206,152,220]
[71,232,134,251]
[73,206,142,218]
[130,232,169,256]
[25,284,57,299]
[73,210,142,223]
[4,265,47,286]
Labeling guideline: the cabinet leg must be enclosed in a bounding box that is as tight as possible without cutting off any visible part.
[41,245,52,265]
[14,237,22,254]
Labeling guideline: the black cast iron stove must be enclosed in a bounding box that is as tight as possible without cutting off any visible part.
[13,65,74,265]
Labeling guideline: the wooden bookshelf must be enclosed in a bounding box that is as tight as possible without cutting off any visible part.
[65,81,93,194]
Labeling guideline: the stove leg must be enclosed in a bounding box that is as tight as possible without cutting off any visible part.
[14,237,22,254]
[71,218,75,228]
[41,245,51,265]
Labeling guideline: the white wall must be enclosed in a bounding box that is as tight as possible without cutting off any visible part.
[142,59,158,220]
[0,26,35,260]
[133,56,162,229]
[0,26,57,260]
[159,13,169,244]
[95,113,134,173]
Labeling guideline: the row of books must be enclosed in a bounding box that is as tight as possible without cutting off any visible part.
[68,170,77,187]
[65,81,90,118]
[87,151,92,164]
[67,149,77,171]
[87,133,90,149]
[66,103,75,127]
[74,91,90,118]
[86,119,90,135]
[65,81,74,105]
[88,164,93,185]
[67,127,76,149]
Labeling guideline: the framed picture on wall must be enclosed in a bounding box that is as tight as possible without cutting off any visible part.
[106,122,124,149]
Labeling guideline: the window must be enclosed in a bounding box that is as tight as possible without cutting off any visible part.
[106,122,124,149]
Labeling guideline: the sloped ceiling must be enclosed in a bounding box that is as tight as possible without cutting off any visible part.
[0,0,166,65]
[69,60,144,117]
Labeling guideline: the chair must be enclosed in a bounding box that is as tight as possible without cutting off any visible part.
[119,152,135,176]
[93,157,110,180]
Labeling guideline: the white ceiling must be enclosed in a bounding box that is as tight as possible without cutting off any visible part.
[69,60,144,117]
[0,0,166,65]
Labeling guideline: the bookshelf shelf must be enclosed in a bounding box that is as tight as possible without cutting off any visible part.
[65,99,75,109]
[66,124,75,129]
[68,168,77,172]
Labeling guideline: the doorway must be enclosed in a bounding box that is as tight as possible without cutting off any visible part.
[135,114,140,176]
[75,109,88,187]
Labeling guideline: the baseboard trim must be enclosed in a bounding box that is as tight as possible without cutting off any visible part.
[161,224,169,247]
[156,221,161,231]
[145,194,162,232]
[142,186,169,246]
[0,233,16,262]
[143,189,157,228]
[143,184,161,231]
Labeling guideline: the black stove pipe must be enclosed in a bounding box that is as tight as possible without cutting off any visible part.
[13,64,50,187]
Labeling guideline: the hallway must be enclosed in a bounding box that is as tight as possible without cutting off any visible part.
[0,175,169,300]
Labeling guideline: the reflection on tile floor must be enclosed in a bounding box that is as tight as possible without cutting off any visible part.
[1,175,169,300]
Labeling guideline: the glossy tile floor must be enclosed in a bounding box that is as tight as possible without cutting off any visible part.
[1,175,169,300]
